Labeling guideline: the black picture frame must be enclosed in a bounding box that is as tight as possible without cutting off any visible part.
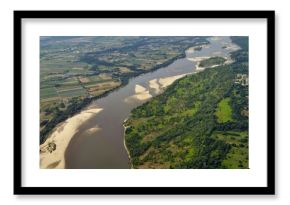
[14,10,275,195]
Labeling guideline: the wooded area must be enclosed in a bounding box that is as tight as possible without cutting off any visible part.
[124,36,249,169]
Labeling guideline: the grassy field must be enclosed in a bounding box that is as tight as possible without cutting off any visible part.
[40,87,58,98]
[215,97,234,123]
[57,87,87,98]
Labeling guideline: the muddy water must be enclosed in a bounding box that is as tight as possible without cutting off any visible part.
[65,36,238,169]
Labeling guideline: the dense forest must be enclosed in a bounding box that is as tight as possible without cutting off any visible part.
[124,36,249,169]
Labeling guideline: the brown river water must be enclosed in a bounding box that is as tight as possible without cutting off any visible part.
[64,36,239,168]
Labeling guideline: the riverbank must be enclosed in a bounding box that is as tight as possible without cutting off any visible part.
[123,118,133,169]
[40,107,103,169]
[40,43,207,145]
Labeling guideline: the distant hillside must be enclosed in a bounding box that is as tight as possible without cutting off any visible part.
[124,37,249,169]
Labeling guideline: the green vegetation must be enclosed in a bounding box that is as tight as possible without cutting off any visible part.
[40,87,58,98]
[124,36,249,169]
[215,98,234,123]
[213,131,248,168]
[40,36,209,144]
[199,56,226,68]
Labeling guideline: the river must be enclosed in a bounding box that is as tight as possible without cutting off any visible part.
[64,36,239,169]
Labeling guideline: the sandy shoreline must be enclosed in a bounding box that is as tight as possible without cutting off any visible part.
[187,56,212,63]
[40,107,103,169]
[123,118,133,169]
[149,79,160,94]
[125,74,188,103]
[124,84,153,102]
[194,60,220,72]
[159,74,187,88]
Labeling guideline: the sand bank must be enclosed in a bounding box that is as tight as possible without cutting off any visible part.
[195,60,226,72]
[123,118,133,168]
[133,90,152,100]
[158,74,187,88]
[125,74,189,104]
[86,126,101,135]
[124,91,153,102]
[40,107,103,169]
[124,84,153,103]
[135,84,147,93]
[186,56,211,63]
[149,79,161,94]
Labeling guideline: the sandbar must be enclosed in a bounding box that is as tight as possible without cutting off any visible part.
[135,84,147,93]
[40,107,103,169]
[158,74,187,88]
[149,79,161,94]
